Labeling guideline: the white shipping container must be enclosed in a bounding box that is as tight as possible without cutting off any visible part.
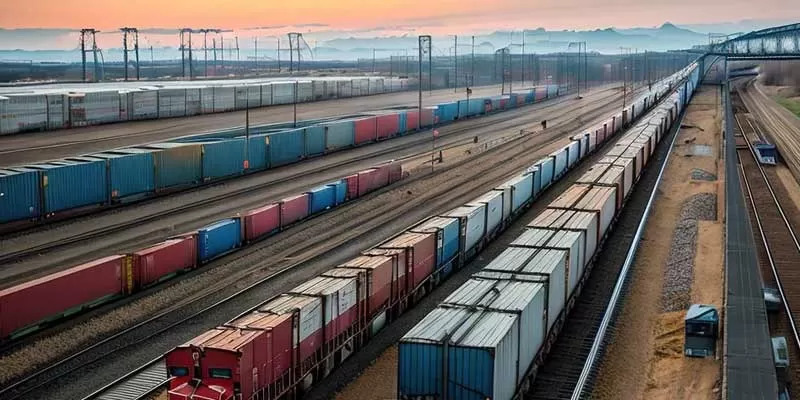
[46,94,69,129]
[272,82,295,105]
[158,88,187,117]
[290,276,357,332]
[4,93,48,133]
[613,156,634,199]
[297,81,313,103]
[185,88,201,116]
[117,92,129,121]
[263,295,323,347]
[259,83,273,107]
[130,89,159,120]
[0,96,9,134]
[572,186,617,238]
[546,230,584,294]
[444,204,487,252]
[549,183,590,210]
[213,86,236,112]
[467,190,504,236]
[312,80,326,100]
[84,90,121,124]
[337,80,352,98]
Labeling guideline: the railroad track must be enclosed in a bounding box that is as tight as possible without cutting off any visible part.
[733,95,800,386]
[0,86,626,286]
[0,86,631,400]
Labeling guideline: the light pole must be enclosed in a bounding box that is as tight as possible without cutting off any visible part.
[568,42,585,98]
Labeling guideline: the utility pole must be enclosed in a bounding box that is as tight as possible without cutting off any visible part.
[254,37,258,72]
[372,48,376,74]
[454,35,458,92]
[418,35,431,130]
[150,45,154,78]
[120,27,140,81]
[522,30,525,87]
[471,35,475,87]
[79,28,99,82]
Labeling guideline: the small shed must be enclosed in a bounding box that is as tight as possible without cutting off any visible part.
[684,304,719,357]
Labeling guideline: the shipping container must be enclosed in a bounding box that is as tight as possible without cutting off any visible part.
[398,111,408,134]
[27,159,107,213]
[260,294,323,368]
[307,185,335,214]
[536,157,555,189]
[375,113,399,139]
[199,138,246,180]
[571,186,617,237]
[399,306,520,400]
[551,148,568,179]
[128,89,158,120]
[259,83,273,107]
[323,120,355,151]
[354,117,377,145]
[567,140,580,167]
[326,180,347,205]
[0,255,125,338]
[345,174,359,200]
[550,184,591,210]
[545,230,584,293]
[436,102,458,122]
[336,255,394,322]
[444,204,487,254]
[612,156,635,199]
[362,248,409,301]
[297,81,313,103]
[158,88,188,117]
[597,165,626,209]
[467,190,504,238]
[288,276,358,343]
[2,94,47,133]
[268,128,305,167]
[357,168,389,197]
[245,134,269,171]
[46,94,69,129]
[411,216,460,272]
[0,168,41,223]
[88,150,155,201]
[131,236,196,289]
[213,86,236,112]
[496,173,533,213]
[243,203,280,241]
[197,218,242,262]
[280,194,309,226]
[146,142,203,190]
[378,232,435,290]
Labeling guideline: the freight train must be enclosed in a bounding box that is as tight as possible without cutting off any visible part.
[1,85,561,228]
[0,77,409,135]
[0,161,402,341]
[398,64,701,400]
[160,63,698,400]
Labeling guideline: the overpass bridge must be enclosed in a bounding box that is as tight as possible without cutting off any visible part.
[704,23,800,59]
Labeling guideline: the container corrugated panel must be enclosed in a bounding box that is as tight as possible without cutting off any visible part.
[245,134,269,171]
[399,306,520,400]
[551,148,568,179]
[213,86,236,112]
[398,111,408,133]
[244,203,280,241]
[406,110,419,133]
[130,90,158,120]
[501,173,533,212]
[280,194,309,226]
[0,169,41,223]
[345,174,359,200]
[297,81,313,102]
[3,94,47,133]
[536,157,555,189]
[376,113,399,139]
[82,91,121,124]
[327,180,347,205]
[158,88,187,117]
[200,139,245,180]
[271,82,295,105]
[300,126,324,156]
[0,255,124,338]
[132,236,196,288]
[200,87,215,113]
[323,120,355,151]
[307,185,335,214]
[436,102,458,122]
[91,150,155,200]
[550,183,591,210]
[379,232,435,289]
[493,186,512,221]
[467,190,503,236]
[267,128,305,167]
[46,94,68,129]
[259,83,273,106]
[185,88,201,115]
[197,218,242,262]
[613,155,635,198]
[411,216,460,269]
[563,211,600,268]
[30,160,106,213]
[442,277,547,387]
[567,140,580,167]
[546,230,585,294]
[146,142,202,190]
[445,204,487,252]
[598,165,625,210]
[575,163,611,186]
[354,117,377,145]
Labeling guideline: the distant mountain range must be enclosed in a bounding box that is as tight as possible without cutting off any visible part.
[0,19,793,62]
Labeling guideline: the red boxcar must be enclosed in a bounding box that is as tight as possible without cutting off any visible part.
[354,116,377,145]
[345,174,359,200]
[376,113,399,139]
[261,294,322,376]
[378,232,435,290]
[357,168,388,197]
[335,255,394,318]
[0,255,126,339]
[166,327,261,400]
[243,203,281,241]
[421,107,435,127]
[280,194,309,226]
[387,162,403,183]
[131,237,196,289]
[288,276,359,347]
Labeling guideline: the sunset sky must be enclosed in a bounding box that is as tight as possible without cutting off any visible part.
[3,0,799,32]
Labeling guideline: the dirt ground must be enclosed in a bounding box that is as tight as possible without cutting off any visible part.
[592,85,724,400]
[775,165,800,211]
[335,346,398,400]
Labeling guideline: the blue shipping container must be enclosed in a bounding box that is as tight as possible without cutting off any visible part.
[197,218,242,262]
[0,168,41,223]
[33,160,107,213]
[537,157,555,189]
[445,204,487,253]
[327,180,347,205]
[90,151,155,200]
[507,173,533,212]
[468,190,504,237]
[146,142,203,190]
[305,126,326,156]
[412,216,460,269]
[307,185,336,214]
[324,120,355,151]
[201,138,246,180]
[267,128,305,167]
[246,134,269,171]
[436,102,458,122]
[567,141,580,167]
[552,148,568,178]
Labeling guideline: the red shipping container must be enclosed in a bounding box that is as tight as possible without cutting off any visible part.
[289,276,359,344]
[372,164,391,187]
[0,255,125,338]
[345,174,359,200]
[376,113,399,139]
[335,255,394,318]
[378,232,435,290]
[406,110,419,132]
[421,107,435,127]
[387,162,403,183]
[225,312,294,390]
[244,203,281,241]
[357,169,379,197]
[354,116,378,145]
[280,194,309,226]
[363,248,409,302]
[131,237,196,289]
[261,295,322,369]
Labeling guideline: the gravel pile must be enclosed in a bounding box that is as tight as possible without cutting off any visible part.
[661,193,717,312]
[691,168,717,181]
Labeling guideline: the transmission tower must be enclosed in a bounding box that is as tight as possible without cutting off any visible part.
[80,28,100,82]
[288,32,304,73]
[179,28,194,79]
[120,27,140,81]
